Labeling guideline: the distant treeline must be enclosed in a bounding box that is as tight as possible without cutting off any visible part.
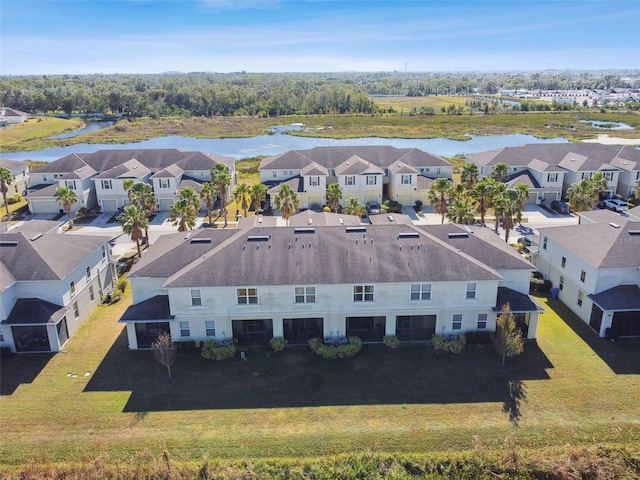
[1,71,637,118]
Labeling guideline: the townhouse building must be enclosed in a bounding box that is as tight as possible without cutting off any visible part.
[0,158,30,200]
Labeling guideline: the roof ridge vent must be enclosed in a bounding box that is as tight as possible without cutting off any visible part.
[448,232,469,238]
[190,238,212,244]
[247,235,270,242]
[294,227,315,234]
[346,226,366,233]
[0,240,19,247]
[397,232,420,239]
[628,230,640,235]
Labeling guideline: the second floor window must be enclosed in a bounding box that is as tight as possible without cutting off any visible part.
[365,175,377,185]
[101,180,112,189]
[295,286,316,303]
[70,281,76,295]
[401,174,412,185]
[466,282,477,299]
[309,177,320,186]
[86,266,91,279]
[237,287,258,305]
[159,178,171,189]
[65,180,76,189]
[546,173,558,182]
[353,285,374,302]
[345,176,355,186]
[580,270,586,282]
[561,256,566,268]
[190,289,202,306]
[410,283,431,300]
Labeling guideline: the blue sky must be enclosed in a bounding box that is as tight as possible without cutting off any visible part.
[1,0,638,75]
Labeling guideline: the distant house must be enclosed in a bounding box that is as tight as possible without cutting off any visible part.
[27,149,236,214]
[0,232,117,353]
[259,146,453,210]
[120,222,541,350]
[0,158,30,200]
[0,107,28,124]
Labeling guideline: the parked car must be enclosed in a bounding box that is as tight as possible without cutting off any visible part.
[603,198,629,212]
[517,236,532,247]
[366,201,381,215]
[550,200,569,214]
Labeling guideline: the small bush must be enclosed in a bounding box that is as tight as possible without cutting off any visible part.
[530,278,552,293]
[432,334,466,354]
[414,200,423,211]
[269,337,288,352]
[309,336,362,358]
[383,200,403,213]
[465,331,493,345]
[383,335,400,349]
[201,339,238,361]
[323,205,331,212]
[117,279,128,293]
[75,207,88,218]
[6,194,22,205]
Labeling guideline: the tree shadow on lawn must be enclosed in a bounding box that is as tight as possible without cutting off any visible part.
[0,353,55,396]
[84,329,552,413]
[546,298,640,375]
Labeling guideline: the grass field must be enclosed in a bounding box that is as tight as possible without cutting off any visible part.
[0,117,83,151]
[1,287,639,473]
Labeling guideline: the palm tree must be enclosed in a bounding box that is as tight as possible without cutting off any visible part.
[491,163,510,183]
[489,181,507,232]
[446,195,476,225]
[129,182,156,242]
[427,177,453,224]
[470,179,493,226]
[494,188,522,243]
[0,167,12,220]
[449,182,466,202]
[200,182,217,224]
[460,162,480,189]
[54,186,78,230]
[590,172,609,201]
[123,178,135,204]
[566,179,597,222]
[326,182,343,213]
[249,183,267,214]
[211,163,232,227]
[119,205,149,258]
[343,196,365,217]
[232,183,251,218]
[168,197,198,232]
[273,184,300,225]
[514,183,530,224]
[634,179,640,201]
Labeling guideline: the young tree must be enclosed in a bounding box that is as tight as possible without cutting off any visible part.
[427,177,453,224]
[211,163,232,227]
[123,178,135,204]
[491,163,510,183]
[129,182,156,242]
[566,179,597,222]
[590,171,609,201]
[199,182,217,224]
[249,183,267,214]
[343,196,366,217]
[120,204,149,258]
[232,183,251,218]
[326,182,343,213]
[470,179,493,227]
[0,167,13,220]
[446,195,476,224]
[168,188,200,232]
[152,332,176,380]
[493,303,524,367]
[460,162,480,189]
[494,188,522,243]
[54,186,78,230]
[273,184,300,225]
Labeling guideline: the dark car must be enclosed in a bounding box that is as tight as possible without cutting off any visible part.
[516,236,532,247]
[551,200,569,214]
[366,201,381,215]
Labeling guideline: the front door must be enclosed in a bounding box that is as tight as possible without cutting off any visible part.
[283,318,323,344]
[346,316,385,342]
[232,319,273,346]
[396,314,436,341]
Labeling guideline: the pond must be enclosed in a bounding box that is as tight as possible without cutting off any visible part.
[1,126,571,162]
[50,120,116,139]
[579,119,634,130]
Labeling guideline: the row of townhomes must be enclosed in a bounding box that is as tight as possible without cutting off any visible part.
[259,146,454,208]
[535,206,640,338]
[467,143,640,202]
[120,215,542,350]
[26,149,237,214]
[0,220,117,353]
[0,158,30,200]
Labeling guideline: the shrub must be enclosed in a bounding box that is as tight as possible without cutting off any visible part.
[530,277,552,293]
[323,205,331,212]
[269,337,288,352]
[117,279,128,293]
[432,334,466,354]
[414,200,423,211]
[7,194,22,205]
[201,339,238,361]
[465,331,493,345]
[309,336,362,358]
[383,335,400,349]
[75,207,88,218]
[382,200,403,213]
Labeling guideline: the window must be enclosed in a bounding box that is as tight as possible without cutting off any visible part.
[452,314,462,330]
[89,286,95,302]
[70,281,76,295]
[101,180,112,189]
[0,332,4,342]
[410,283,432,300]
[73,302,79,318]
[559,276,564,291]
[43,175,48,182]
[190,289,202,306]
[577,290,584,307]
[272,171,277,178]
[65,180,76,189]
[420,167,430,174]
[401,174,412,185]
[580,270,586,282]
[205,321,216,336]
[180,321,190,337]
[477,314,487,329]
[345,176,355,186]
[309,176,320,186]
[546,173,558,182]
[102,246,106,259]
[353,285,374,302]
[561,256,566,268]
[543,236,547,250]
[295,286,316,303]
[237,287,258,304]
[86,266,91,279]
[466,282,477,299]
[159,178,171,189]
[365,175,377,185]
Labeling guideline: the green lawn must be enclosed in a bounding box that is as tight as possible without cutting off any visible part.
[0,116,84,152]
[1,291,639,469]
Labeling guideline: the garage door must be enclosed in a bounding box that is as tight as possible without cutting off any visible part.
[397,194,413,206]
[363,195,378,203]
[307,196,324,209]
[101,199,118,212]
[158,198,174,211]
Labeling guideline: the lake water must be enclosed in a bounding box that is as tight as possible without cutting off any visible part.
[578,119,634,130]
[50,121,116,139]
[2,124,570,162]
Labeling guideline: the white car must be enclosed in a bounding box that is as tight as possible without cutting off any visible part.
[603,199,629,212]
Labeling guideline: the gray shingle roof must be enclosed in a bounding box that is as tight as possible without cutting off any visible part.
[162,224,502,288]
[334,156,385,175]
[93,159,151,180]
[3,298,69,325]
[589,285,640,310]
[288,211,361,227]
[0,158,28,170]
[119,295,174,322]
[507,170,540,189]
[35,154,89,173]
[493,287,544,312]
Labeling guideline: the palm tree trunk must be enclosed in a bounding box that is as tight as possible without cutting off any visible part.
[135,239,142,258]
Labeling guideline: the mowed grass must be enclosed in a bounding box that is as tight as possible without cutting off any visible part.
[1,292,639,469]
[372,95,471,111]
[0,116,84,151]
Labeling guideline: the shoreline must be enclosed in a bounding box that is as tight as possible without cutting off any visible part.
[582,134,640,146]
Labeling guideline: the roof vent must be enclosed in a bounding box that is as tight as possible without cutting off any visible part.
[29,233,43,241]
[628,230,640,235]
[184,232,192,239]
[387,215,395,222]
[307,219,313,225]
[448,232,469,238]
[190,238,212,244]
[294,227,315,234]
[247,235,270,242]
[346,227,366,233]
[339,218,344,225]
[0,240,18,247]
[397,232,420,239]
[609,222,620,229]
[258,217,263,223]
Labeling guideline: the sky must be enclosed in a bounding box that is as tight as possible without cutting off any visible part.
[1,0,639,75]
